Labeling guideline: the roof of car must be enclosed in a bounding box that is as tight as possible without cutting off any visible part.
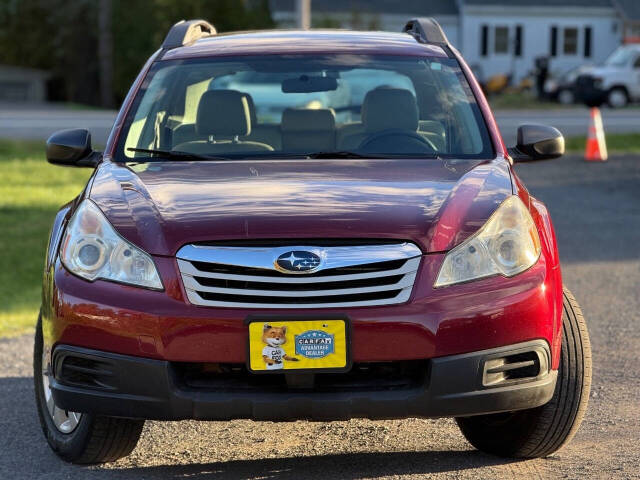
[161,30,448,61]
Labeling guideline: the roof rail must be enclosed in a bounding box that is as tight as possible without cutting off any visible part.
[162,19,216,50]
[403,18,448,46]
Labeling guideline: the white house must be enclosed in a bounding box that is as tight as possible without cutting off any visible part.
[269,0,636,81]
[459,0,622,81]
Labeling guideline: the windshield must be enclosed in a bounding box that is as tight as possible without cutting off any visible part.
[118,54,493,161]
[605,47,636,67]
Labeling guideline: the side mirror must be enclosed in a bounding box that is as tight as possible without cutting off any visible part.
[46,129,102,167]
[508,124,564,162]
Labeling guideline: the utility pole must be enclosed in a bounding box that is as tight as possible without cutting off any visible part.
[98,0,114,108]
[296,0,311,30]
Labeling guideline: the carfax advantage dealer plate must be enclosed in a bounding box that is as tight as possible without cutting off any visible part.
[247,319,350,373]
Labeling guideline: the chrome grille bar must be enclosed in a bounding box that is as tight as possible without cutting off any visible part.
[176,242,422,308]
[176,257,419,283]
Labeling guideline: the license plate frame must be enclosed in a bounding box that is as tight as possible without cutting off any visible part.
[245,315,352,374]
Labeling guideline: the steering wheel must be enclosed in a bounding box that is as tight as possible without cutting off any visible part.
[358,129,437,154]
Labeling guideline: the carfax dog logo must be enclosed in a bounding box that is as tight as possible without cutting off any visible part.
[295,330,334,359]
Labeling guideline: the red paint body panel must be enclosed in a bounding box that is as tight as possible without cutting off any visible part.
[89,158,512,256]
[43,30,564,377]
[161,30,448,61]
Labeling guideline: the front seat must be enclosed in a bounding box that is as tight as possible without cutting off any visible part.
[340,87,435,154]
[173,90,273,154]
[173,90,282,150]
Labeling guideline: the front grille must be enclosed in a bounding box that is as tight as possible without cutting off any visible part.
[190,258,407,278]
[177,242,422,308]
[174,361,428,393]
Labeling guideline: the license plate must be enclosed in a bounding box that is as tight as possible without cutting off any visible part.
[247,318,349,373]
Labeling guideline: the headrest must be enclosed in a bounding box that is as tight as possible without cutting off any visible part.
[242,92,258,126]
[196,90,251,137]
[362,87,419,133]
[281,108,335,132]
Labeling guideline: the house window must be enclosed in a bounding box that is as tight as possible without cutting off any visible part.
[494,26,509,54]
[563,28,578,55]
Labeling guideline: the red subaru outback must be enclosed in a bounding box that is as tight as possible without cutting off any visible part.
[36,19,591,464]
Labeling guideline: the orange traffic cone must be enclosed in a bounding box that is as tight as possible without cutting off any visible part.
[585,107,608,162]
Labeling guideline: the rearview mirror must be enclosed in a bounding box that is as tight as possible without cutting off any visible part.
[282,75,338,93]
[46,129,102,167]
[508,124,564,162]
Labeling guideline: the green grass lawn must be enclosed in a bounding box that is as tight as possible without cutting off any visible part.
[0,140,91,336]
[565,133,640,153]
[488,91,560,110]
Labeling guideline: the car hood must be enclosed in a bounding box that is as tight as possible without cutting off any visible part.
[588,65,626,77]
[89,158,513,256]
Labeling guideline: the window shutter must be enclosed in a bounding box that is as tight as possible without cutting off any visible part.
[550,26,558,57]
[481,25,489,56]
[584,26,592,58]
[515,25,523,57]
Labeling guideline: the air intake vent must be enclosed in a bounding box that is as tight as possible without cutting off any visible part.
[483,349,548,387]
[55,354,116,391]
[174,360,428,393]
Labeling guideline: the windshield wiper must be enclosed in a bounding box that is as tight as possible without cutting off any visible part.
[126,147,231,161]
[305,151,381,159]
[306,151,441,159]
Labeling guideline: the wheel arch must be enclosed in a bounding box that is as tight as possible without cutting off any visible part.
[608,84,629,95]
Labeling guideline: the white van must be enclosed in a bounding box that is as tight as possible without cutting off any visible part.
[577,44,640,108]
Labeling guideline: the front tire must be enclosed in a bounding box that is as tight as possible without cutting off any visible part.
[456,287,591,458]
[607,87,629,108]
[557,88,575,105]
[34,313,144,464]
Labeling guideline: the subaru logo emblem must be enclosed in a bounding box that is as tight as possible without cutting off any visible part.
[275,250,322,273]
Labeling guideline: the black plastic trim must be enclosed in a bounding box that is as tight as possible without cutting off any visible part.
[50,340,556,421]
[162,19,216,50]
[403,18,449,46]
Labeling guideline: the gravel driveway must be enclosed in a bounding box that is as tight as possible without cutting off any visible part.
[1,155,638,479]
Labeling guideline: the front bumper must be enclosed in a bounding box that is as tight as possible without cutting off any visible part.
[45,251,563,368]
[50,340,556,421]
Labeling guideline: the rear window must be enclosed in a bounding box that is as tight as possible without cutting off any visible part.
[118,54,493,161]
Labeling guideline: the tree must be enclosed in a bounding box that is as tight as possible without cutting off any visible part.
[98,0,114,108]
[0,0,275,106]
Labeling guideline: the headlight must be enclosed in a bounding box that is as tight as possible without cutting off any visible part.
[60,200,163,289]
[434,196,541,287]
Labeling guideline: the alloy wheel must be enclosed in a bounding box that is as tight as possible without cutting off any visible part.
[608,89,628,108]
[41,349,82,433]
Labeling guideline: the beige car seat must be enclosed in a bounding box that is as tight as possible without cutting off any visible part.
[173,91,281,150]
[173,90,273,154]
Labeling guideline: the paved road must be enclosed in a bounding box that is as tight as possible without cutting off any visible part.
[0,155,639,479]
[0,104,118,146]
[495,108,640,144]
[1,103,640,146]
